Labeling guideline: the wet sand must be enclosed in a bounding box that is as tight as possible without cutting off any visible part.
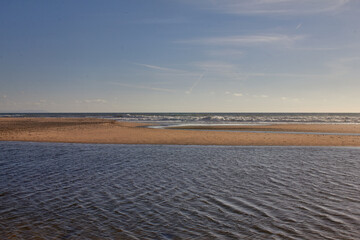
[1,117,360,146]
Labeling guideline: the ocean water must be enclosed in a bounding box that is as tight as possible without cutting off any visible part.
[1,112,360,125]
[1,142,359,239]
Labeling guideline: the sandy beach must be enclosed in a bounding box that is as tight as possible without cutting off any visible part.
[1,117,360,146]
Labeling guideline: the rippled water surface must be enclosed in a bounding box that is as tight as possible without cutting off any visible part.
[1,142,360,239]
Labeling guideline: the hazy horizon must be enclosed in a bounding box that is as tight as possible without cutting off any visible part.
[1,0,360,112]
[2,111,360,114]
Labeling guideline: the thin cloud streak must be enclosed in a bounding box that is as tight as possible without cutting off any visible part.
[206,49,243,56]
[134,17,187,25]
[76,99,107,104]
[289,46,341,51]
[193,61,325,80]
[186,72,206,94]
[109,82,176,93]
[133,62,186,72]
[245,72,325,78]
[178,34,304,46]
[194,0,351,15]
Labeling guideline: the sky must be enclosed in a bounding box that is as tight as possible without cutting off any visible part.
[1,0,360,112]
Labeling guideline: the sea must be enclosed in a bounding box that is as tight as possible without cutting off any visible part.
[1,112,360,125]
[1,113,360,239]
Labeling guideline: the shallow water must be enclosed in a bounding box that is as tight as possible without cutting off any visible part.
[1,142,360,239]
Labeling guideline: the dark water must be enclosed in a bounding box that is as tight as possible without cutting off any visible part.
[1,142,360,239]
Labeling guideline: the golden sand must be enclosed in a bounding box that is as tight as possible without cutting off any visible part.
[1,117,360,146]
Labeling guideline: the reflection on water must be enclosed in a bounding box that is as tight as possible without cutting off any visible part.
[1,142,360,239]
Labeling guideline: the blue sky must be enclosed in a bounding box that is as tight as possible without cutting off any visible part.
[1,0,360,112]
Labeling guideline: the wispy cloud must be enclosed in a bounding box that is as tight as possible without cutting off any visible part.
[0,94,9,105]
[195,61,237,71]
[225,91,243,97]
[289,46,341,51]
[193,61,325,83]
[338,57,360,63]
[134,17,187,25]
[281,96,302,102]
[178,34,304,46]
[324,56,360,78]
[244,72,324,78]
[109,82,176,93]
[206,49,243,56]
[253,94,269,98]
[194,61,244,82]
[192,0,351,15]
[132,62,187,73]
[133,62,183,72]
[186,72,206,94]
[76,99,107,104]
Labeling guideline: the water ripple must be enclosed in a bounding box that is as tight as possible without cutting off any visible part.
[1,143,360,239]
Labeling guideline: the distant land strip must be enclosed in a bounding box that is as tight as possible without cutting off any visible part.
[1,117,360,146]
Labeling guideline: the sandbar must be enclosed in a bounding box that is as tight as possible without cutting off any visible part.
[1,117,360,146]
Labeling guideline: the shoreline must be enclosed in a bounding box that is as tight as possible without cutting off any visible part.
[167,123,360,134]
[1,117,360,146]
